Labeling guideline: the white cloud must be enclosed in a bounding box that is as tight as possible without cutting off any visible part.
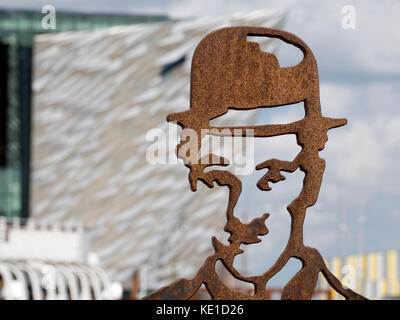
[322,81,400,194]
[167,0,293,18]
[320,82,354,117]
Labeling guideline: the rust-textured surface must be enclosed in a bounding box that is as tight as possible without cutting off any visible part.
[144,27,367,300]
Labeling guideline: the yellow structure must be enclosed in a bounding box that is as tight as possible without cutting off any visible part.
[319,250,400,300]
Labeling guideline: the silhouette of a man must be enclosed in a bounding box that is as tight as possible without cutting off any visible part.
[146,27,366,300]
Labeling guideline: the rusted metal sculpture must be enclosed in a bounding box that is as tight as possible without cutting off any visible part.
[145,27,366,300]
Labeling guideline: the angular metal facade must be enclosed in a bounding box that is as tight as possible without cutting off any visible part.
[0,9,168,219]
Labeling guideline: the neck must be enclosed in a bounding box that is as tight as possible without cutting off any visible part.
[288,211,305,250]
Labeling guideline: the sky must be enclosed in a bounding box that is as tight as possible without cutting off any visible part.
[2,0,400,286]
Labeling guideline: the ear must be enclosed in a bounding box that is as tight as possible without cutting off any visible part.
[324,117,347,130]
[166,112,181,122]
[167,110,192,125]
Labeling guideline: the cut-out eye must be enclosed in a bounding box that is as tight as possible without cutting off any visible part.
[246,35,304,67]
